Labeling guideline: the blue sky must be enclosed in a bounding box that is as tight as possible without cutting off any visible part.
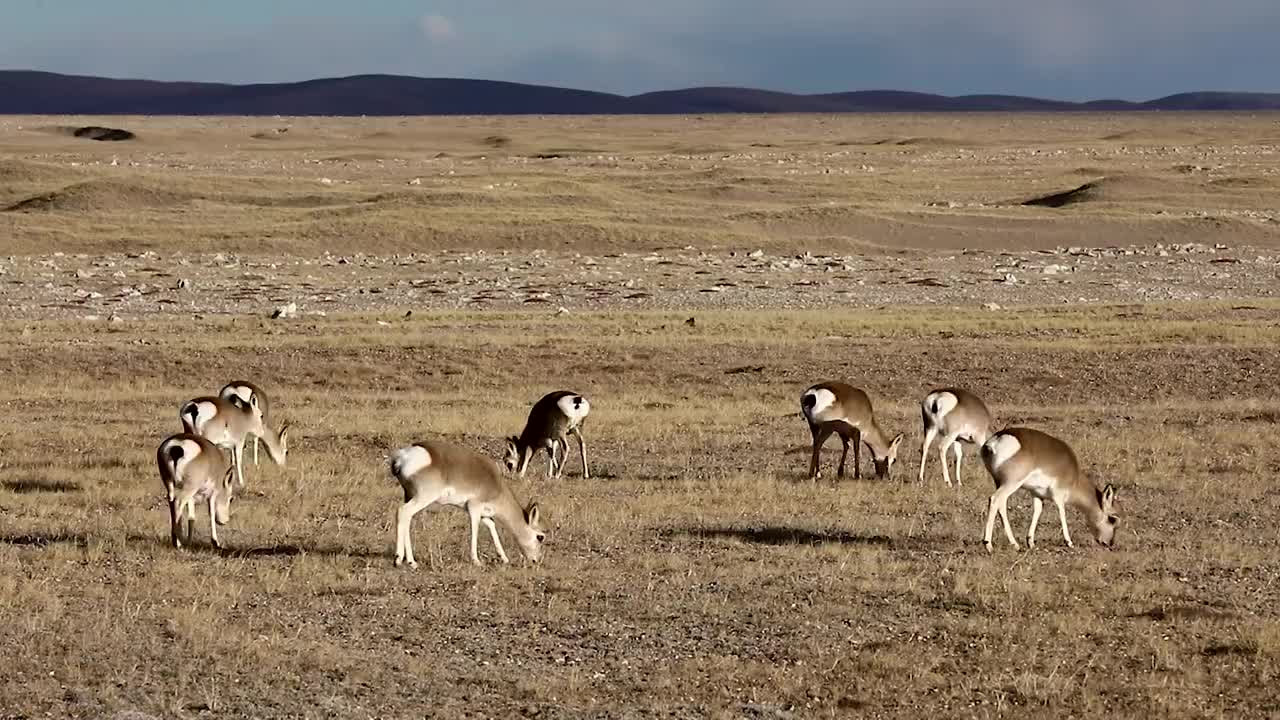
[2,1,1278,98]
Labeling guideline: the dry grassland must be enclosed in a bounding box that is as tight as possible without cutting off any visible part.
[2,306,1280,718]
[0,114,1279,719]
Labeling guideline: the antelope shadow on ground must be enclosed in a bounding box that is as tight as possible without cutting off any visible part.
[0,531,154,547]
[1,478,82,493]
[669,525,894,547]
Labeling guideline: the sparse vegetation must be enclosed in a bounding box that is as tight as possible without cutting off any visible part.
[0,113,1277,254]
[0,114,1278,718]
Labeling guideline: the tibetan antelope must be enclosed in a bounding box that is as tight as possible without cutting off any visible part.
[157,433,236,549]
[918,388,993,487]
[800,381,904,481]
[180,395,289,489]
[505,390,590,479]
[219,380,270,466]
[389,439,547,568]
[980,427,1119,552]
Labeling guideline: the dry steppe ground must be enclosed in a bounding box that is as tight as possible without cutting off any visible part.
[1,114,1280,719]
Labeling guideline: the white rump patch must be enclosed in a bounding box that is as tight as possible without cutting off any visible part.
[223,385,253,404]
[984,434,1022,470]
[391,445,432,479]
[182,400,219,434]
[802,388,838,423]
[926,391,959,420]
[227,385,257,409]
[163,437,205,481]
[557,394,590,424]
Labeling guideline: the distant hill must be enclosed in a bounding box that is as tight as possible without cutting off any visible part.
[1,70,1278,115]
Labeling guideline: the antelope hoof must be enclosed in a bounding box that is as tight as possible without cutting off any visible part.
[983,540,993,554]
[212,539,223,550]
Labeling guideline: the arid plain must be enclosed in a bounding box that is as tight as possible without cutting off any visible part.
[1,113,1280,719]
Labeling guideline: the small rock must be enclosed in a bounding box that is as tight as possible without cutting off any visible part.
[983,302,1003,311]
[108,314,123,323]
[271,302,298,319]
[408,178,422,185]
[319,177,333,185]
[747,249,764,258]
[555,306,570,315]
[685,317,696,327]
[175,278,191,290]
[1002,273,1018,285]
[75,269,94,279]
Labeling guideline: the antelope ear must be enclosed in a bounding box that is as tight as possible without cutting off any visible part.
[222,467,235,490]
[280,425,290,443]
[525,503,540,525]
[889,433,905,450]
[1102,484,1116,504]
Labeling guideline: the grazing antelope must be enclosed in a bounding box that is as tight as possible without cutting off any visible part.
[219,380,270,466]
[800,381,904,480]
[980,427,1119,552]
[918,388,993,487]
[505,390,590,479]
[156,433,236,549]
[389,440,547,568]
[180,395,289,488]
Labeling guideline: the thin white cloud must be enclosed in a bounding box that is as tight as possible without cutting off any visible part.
[420,14,456,42]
